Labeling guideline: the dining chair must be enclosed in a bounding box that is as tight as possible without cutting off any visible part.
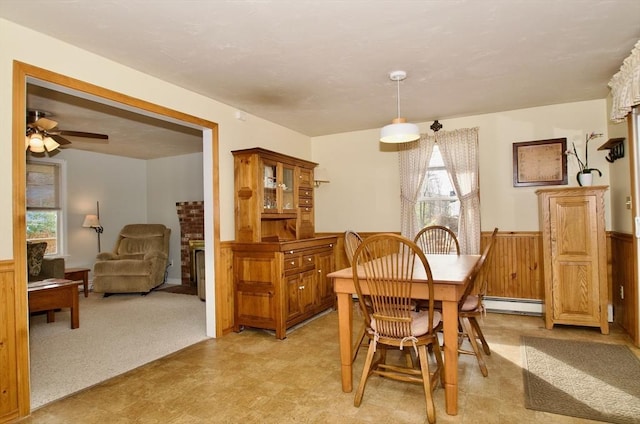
[351,233,444,423]
[414,225,460,255]
[344,230,369,363]
[457,227,498,377]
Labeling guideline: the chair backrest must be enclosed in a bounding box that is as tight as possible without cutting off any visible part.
[414,225,460,255]
[352,233,437,339]
[460,227,498,308]
[344,230,363,266]
[114,224,171,258]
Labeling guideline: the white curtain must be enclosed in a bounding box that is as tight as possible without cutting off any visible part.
[609,39,640,122]
[398,134,435,238]
[437,127,481,254]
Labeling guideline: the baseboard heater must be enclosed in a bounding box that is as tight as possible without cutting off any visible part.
[483,296,543,316]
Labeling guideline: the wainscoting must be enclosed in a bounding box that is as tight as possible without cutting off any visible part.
[610,232,638,341]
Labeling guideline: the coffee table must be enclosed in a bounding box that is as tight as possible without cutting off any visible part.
[28,278,79,329]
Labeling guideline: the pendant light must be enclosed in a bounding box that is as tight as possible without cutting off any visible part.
[380,70,420,143]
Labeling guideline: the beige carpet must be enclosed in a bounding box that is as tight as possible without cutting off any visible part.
[28,290,208,409]
[522,336,640,423]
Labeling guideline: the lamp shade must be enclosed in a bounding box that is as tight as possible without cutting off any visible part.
[43,136,60,152]
[380,120,420,143]
[82,214,101,228]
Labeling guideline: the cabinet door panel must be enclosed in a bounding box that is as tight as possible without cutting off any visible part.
[316,248,335,306]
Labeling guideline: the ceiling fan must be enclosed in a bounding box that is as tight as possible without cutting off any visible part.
[26,110,109,153]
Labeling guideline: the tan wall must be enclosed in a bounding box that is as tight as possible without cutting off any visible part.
[312,99,612,233]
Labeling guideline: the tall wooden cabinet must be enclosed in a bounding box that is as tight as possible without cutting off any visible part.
[231,148,336,339]
[536,186,609,334]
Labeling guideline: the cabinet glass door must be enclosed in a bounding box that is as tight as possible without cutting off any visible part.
[263,161,277,211]
[281,164,295,212]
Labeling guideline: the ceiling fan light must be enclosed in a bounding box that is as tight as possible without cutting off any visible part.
[43,136,60,152]
[380,121,420,143]
[29,133,45,152]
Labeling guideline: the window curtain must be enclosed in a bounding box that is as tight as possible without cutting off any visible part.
[437,127,480,254]
[609,39,640,122]
[398,134,435,238]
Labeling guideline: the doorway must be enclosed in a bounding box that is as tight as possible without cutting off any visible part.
[12,61,221,414]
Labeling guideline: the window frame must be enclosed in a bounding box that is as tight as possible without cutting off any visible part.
[26,158,67,256]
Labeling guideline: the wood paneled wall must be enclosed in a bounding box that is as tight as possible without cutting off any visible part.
[480,231,544,300]
[610,232,637,342]
[0,261,23,423]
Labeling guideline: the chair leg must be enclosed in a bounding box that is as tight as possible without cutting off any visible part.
[418,345,436,424]
[459,316,488,377]
[352,324,366,363]
[431,338,445,388]
[354,340,377,407]
[469,316,491,355]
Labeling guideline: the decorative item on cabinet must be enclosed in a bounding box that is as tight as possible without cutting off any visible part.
[536,186,609,334]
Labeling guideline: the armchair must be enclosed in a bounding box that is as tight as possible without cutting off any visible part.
[92,224,171,295]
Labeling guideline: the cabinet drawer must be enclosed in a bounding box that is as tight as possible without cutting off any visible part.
[299,187,313,198]
[298,197,313,208]
[301,254,315,270]
[299,169,313,187]
[284,254,300,271]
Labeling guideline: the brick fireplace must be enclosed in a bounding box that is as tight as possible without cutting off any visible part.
[175,201,204,286]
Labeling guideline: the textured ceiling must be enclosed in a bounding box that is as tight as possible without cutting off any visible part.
[2,0,640,158]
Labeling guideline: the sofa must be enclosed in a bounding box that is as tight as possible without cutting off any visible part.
[92,224,171,295]
[27,241,65,282]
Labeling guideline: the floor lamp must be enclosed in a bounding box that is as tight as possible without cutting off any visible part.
[83,201,104,252]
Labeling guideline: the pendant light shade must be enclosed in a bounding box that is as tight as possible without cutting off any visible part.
[380,70,420,143]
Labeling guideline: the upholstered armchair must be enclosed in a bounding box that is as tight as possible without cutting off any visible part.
[92,224,171,295]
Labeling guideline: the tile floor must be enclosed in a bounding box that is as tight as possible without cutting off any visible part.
[22,309,639,424]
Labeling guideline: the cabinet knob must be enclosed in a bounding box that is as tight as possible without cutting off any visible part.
[291,261,295,265]
[289,250,294,254]
[299,285,305,290]
[307,257,312,262]
[318,270,321,273]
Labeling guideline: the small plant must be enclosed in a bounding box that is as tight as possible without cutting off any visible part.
[566,132,603,176]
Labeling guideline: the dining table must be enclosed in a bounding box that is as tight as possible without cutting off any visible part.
[329,253,480,416]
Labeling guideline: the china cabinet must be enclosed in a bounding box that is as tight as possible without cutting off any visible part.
[536,186,608,334]
[231,148,336,339]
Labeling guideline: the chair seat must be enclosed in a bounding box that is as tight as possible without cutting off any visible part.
[460,295,481,312]
[371,310,442,337]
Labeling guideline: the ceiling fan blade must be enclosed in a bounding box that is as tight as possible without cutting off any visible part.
[34,117,59,131]
[49,134,72,145]
[59,130,109,140]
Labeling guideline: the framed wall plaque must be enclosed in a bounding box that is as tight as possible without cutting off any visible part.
[513,138,567,187]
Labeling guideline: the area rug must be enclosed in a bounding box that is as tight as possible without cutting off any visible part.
[29,291,207,409]
[522,336,640,423]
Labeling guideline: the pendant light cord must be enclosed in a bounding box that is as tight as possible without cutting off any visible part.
[396,78,401,119]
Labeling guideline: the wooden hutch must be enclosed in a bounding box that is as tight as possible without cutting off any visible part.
[231,148,336,339]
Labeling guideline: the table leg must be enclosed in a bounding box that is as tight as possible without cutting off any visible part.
[82,272,89,298]
[337,291,353,392]
[442,299,459,415]
[46,310,55,323]
[70,285,79,329]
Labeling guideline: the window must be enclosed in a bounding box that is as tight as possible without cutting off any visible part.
[26,160,65,255]
[416,145,460,234]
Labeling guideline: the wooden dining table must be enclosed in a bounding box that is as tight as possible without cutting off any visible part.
[329,253,480,416]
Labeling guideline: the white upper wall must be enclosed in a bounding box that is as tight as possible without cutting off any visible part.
[0,19,311,259]
[313,99,621,233]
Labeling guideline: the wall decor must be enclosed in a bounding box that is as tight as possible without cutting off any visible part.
[513,138,567,187]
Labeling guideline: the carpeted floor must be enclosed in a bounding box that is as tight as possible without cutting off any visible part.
[28,290,208,409]
[522,336,640,424]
